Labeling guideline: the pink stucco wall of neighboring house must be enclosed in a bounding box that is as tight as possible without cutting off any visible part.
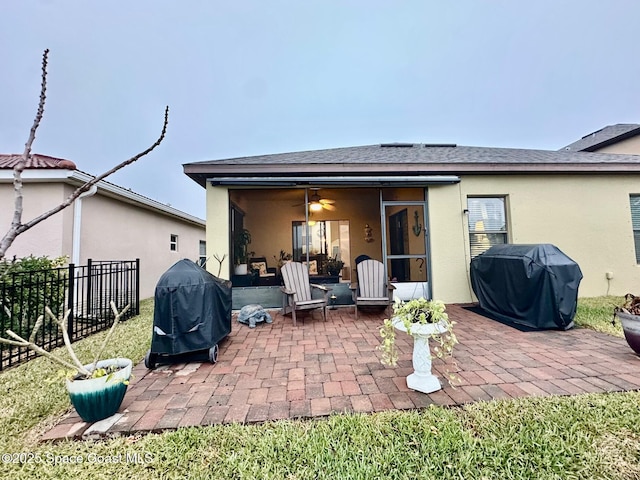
[0,168,205,299]
[0,182,73,258]
[77,190,206,298]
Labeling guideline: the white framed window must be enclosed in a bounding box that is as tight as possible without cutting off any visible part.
[170,234,179,252]
[630,195,640,263]
[199,240,207,266]
[467,196,508,258]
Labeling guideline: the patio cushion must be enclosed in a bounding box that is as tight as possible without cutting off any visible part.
[251,261,269,276]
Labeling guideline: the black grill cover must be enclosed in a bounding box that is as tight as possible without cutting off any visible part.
[470,244,583,330]
[151,259,232,355]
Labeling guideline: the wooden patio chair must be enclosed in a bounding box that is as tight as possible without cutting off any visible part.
[280,262,331,326]
[350,259,395,319]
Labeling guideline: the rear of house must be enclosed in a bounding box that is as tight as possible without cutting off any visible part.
[184,138,640,306]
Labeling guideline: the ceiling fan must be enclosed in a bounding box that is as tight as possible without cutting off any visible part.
[293,189,336,212]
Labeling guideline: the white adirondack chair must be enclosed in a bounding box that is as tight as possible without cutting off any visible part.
[280,262,331,326]
[350,259,395,319]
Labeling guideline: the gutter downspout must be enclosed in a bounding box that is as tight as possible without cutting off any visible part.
[71,185,98,265]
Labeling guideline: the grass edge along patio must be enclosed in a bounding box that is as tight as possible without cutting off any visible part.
[2,296,640,478]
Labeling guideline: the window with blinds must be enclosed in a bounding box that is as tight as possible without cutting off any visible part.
[630,195,640,263]
[467,196,508,258]
[199,240,207,266]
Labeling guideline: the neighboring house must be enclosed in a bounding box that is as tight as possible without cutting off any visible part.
[183,135,640,306]
[1,154,206,299]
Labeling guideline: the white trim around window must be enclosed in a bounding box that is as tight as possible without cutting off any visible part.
[467,196,508,258]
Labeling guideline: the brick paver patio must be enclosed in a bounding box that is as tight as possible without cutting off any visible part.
[42,304,640,441]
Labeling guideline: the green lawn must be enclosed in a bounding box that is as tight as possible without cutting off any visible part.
[1,296,638,479]
[573,295,624,337]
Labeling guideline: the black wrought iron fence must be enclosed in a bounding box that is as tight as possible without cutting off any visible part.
[0,259,139,370]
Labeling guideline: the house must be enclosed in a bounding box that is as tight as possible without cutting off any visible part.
[183,135,640,306]
[0,154,206,299]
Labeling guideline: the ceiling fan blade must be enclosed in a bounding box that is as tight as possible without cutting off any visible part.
[319,199,335,204]
[323,204,337,211]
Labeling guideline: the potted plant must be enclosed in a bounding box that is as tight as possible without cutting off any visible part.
[379,297,457,393]
[233,228,252,275]
[274,250,292,273]
[614,293,640,355]
[324,256,345,276]
[0,301,133,423]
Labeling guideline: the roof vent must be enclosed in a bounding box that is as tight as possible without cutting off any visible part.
[380,143,414,148]
[423,144,457,148]
[581,128,604,139]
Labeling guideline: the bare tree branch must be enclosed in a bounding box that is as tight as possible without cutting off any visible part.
[91,301,130,368]
[44,307,89,374]
[0,49,170,260]
[0,303,131,378]
[12,105,169,236]
[1,49,49,259]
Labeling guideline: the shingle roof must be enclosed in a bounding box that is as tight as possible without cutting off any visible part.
[184,143,640,187]
[561,124,640,152]
[187,143,640,166]
[0,153,77,170]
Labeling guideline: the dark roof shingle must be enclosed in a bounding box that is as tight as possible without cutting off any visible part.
[561,124,640,152]
[183,143,640,187]
[186,143,640,166]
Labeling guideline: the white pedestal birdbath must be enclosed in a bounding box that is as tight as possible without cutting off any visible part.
[393,318,447,394]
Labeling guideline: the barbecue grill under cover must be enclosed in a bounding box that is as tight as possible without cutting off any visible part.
[470,244,582,330]
[152,259,231,355]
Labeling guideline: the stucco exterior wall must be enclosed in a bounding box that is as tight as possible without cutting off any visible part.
[208,175,640,304]
[206,184,230,278]
[80,193,205,299]
[593,135,640,155]
[0,182,73,259]
[1,180,205,300]
[428,174,640,303]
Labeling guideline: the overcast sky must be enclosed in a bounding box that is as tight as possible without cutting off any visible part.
[2,1,639,219]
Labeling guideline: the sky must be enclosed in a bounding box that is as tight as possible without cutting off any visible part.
[2,1,640,220]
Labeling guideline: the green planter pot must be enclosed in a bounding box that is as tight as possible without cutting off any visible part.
[615,311,640,355]
[65,358,132,423]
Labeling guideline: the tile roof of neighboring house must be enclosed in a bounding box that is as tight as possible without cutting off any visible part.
[561,124,640,152]
[0,153,77,170]
[183,143,640,187]
[0,154,204,226]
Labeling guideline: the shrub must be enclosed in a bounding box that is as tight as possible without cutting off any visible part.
[0,255,68,340]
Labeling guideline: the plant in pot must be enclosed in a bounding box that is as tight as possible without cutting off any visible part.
[324,256,345,276]
[613,293,640,355]
[233,228,252,275]
[379,297,458,393]
[0,301,133,423]
[274,250,292,273]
